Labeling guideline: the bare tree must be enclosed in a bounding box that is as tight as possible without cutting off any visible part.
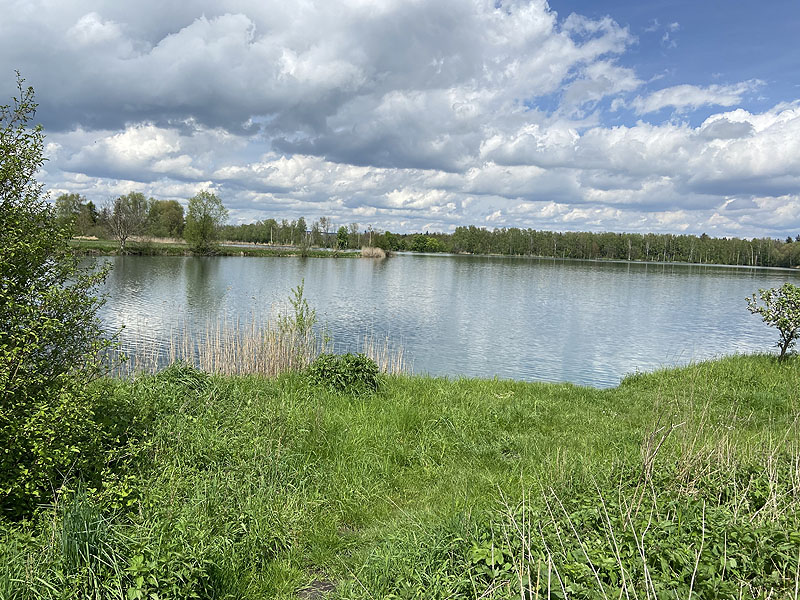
[318,216,332,247]
[106,192,148,253]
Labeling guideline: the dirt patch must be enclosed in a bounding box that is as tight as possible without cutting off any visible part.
[298,578,336,599]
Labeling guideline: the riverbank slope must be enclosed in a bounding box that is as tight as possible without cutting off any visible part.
[2,354,798,598]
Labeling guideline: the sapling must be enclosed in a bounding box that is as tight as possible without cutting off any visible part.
[747,282,800,360]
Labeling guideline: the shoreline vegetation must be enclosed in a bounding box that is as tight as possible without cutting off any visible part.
[70,236,800,269]
[2,353,799,598]
[69,237,365,259]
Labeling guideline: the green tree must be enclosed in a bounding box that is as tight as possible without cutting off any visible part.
[294,216,307,247]
[337,225,348,249]
[147,198,184,238]
[54,192,84,231]
[107,191,148,252]
[76,200,99,236]
[184,190,228,253]
[747,283,800,360]
[1,74,112,517]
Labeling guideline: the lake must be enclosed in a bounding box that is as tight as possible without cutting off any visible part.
[95,254,800,388]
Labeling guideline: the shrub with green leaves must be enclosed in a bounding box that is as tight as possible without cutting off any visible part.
[1,74,112,518]
[307,353,380,394]
[747,282,800,360]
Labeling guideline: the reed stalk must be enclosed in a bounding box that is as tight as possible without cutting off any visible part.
[113,317,409,377]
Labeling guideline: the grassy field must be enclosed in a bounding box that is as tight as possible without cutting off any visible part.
[69,238,361,258]
[2,354,799,599]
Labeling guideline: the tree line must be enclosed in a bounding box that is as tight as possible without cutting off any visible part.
[223,221,800,268]
[57,191,800,267]
[55,190,227,253]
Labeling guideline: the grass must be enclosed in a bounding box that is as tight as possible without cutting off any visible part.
[1,354,799,598]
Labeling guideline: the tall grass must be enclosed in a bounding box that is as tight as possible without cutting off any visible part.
[3,354,798,598]
[116,320,409,377]
[115,283,409,377]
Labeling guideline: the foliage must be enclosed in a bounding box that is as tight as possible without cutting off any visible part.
[307,353,380,394]
[747,282,800,359]
[146,198,184,238]
[0,74,113,518]
[107,192,148,252]
[184,190,227,254]
[337,226,348,249]
[54,193,102,237]
[1,354,799,597]
[218,218,800,266]
[273,281,319,370]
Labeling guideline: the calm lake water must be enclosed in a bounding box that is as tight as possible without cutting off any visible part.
[95,254,800,388]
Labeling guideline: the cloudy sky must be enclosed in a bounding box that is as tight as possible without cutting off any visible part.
[2,0,799,237]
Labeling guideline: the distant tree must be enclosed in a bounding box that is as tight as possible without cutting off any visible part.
[1,74,112,517]
[319,216,332,247]
[147,199,184,238]
[337,226,348,249]
[54,192,84,230]
[76,200,99,235]
[383,230,400,251]
[107,191,148,252]
[310,220,322,247]
[747,283,800,360]
[184,190,228,253]
[348,222,360,249]
[295,216,307,246]
[264,218,278,244]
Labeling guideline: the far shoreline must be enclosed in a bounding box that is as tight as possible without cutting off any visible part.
[71,237,800,272]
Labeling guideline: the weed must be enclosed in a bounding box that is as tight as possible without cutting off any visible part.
[307,353,380,394]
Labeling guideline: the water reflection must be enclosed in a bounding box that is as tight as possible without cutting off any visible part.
[92,254,800,388]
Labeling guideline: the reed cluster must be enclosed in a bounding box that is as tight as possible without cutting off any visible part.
[360,245,386,258]
[115,318,409,377]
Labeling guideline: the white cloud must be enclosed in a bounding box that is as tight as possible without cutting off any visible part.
[0,1,796,237]
[67,12,124,46]
[630,80,762,115]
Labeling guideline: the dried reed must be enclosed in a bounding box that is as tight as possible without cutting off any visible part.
[113,317,409,377]
[360,246,386,258]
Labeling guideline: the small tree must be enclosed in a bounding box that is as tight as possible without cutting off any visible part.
[1,74,112,517]
[184,190,227,253]
[107,191,148,252]
[337,226,348,249]
[747,283,800,360]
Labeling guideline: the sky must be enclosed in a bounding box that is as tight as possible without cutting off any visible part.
[1,0,799,237]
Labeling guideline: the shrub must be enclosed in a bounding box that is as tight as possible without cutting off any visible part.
[1,74,112,518]
[747,282,800,360]
[307,353,380,394]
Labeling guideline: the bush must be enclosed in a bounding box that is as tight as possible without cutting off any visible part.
[747,282,800,360]
[307,353,380,394]
[1,74,112,518]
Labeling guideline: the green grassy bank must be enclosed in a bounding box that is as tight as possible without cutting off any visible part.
[70,238,361,258]
[2,355,799,599]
